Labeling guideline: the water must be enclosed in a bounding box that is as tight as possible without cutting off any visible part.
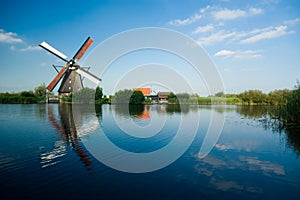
[0,104,299,199]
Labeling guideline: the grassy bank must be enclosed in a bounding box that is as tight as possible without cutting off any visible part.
[0,83,47,104]
[0,96,45,104]
[197,97,242,105]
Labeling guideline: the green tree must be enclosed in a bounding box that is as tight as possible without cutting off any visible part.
[20,91,35,97]
[268,89,290,105]
[167,92,178,104]
[113,89,133,104]
[95,86,103,102]
[129,90,144,105]
[238,91,251,105]
[225,93,238,98]
[189,94,199,104]
[72,87,95,104]
[215,91,225,97]
[34,83,46,97]
[238,90,268,105]
[144,97,152,104]
[103,95,113,104]
[176,93,195,104]
[167,92,177,99]
[176,93,190,100]
[251,90,267,105]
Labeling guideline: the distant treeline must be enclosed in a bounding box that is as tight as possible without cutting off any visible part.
[166,89,291,106]
[0,83,47,104]
[0,83,297,106]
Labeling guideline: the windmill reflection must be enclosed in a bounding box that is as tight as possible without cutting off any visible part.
[41,104,100,171]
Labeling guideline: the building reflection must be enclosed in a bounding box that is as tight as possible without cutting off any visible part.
[129,105,150,120]
[41,104,100,171]
[113,104,194,120]
[114,105,151,120]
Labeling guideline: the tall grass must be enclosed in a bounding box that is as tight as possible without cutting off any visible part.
[278,82,300,124]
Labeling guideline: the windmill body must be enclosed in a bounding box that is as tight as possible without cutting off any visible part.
[58,69,83,96]
[39,37,101,98]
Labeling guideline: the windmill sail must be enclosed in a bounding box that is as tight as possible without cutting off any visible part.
[39,41,68,62]
[73,37,94,61]
[47,67,68,91]
[76,68,101,85]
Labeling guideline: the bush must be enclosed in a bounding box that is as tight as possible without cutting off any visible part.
[129,90,145,105]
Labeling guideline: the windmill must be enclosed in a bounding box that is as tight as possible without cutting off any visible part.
[39,37,101,97]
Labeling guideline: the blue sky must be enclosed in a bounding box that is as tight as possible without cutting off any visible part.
[1,0,299,95]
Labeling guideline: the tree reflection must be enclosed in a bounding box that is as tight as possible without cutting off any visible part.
[236,106,269,118]
[264,119,300,157]
[95,104,103,122]
[165,104,188,114]
[213,105,300,157]
[239,105,300,157]
[114,104,147,119]
[285,125,300,156]
[128,104,145,117]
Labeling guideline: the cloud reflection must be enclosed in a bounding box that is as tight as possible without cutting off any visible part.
[194,154,285,193]
[239,156,285,176]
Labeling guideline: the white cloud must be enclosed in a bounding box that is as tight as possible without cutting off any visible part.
[240,25,290,44]
[284,18,300,26]
[199,5,211,14]
[196,24,292,46]
[0,29,23,44]
[213,8,246,20]
[197,30,236,45]
[169,13,202,26]
[214,50,235,57]
[212,7,262,20]
[10,45,41,52]
[249,7,263,15]
[215,49,262,59]
[235,50,262,59]
[19,45,41,51]
[192,25,214,34]
[0,29,39,52]
[169,6,211,26]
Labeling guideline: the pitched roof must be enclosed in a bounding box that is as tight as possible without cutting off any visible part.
[133,88,151,96]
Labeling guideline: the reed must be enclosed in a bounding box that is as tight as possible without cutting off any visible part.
[277,82,300,125]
